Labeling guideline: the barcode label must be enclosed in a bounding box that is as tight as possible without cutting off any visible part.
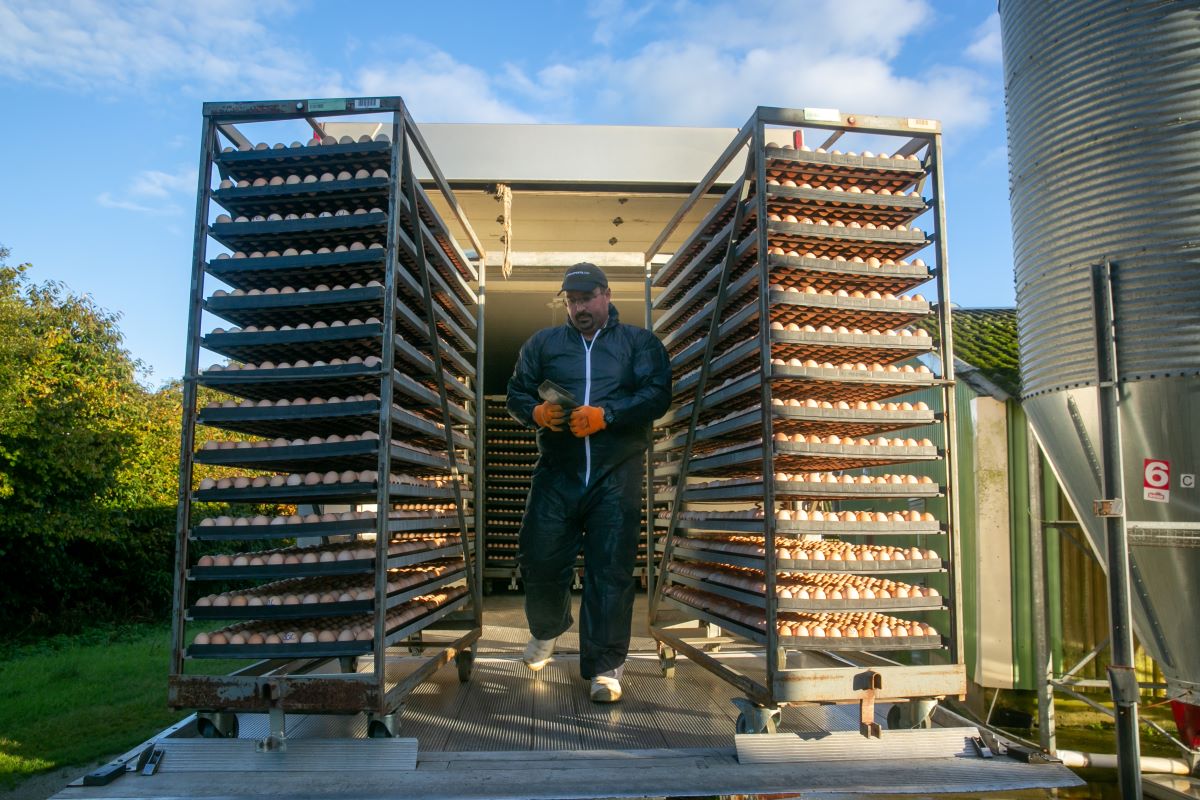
[354,98,381,110]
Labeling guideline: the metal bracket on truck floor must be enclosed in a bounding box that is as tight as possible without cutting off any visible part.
[256,707,287,752]
[860,670,883,738]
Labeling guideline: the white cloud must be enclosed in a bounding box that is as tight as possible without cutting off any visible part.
[589,0,658,46]
[504,0,993,137]
[96,165,196,215]
[351,44,538,124]
[130,168,197,200]
[0,0,332,97]
[966,12,1002,64]
[97,192,179,215]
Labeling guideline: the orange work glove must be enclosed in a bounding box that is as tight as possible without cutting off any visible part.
[569,405,607,438]
[532,401,565,431]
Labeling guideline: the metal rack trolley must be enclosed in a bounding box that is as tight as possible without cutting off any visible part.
[168,96,487,746]
[644,107,965,736]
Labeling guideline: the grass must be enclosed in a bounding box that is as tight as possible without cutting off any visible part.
[0,622,240,791]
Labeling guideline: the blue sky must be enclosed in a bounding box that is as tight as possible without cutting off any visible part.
[0,0,1005,386]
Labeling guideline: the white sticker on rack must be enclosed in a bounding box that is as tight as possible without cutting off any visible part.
[906,118,938,130]
[353,98,381,110]
[803,108,841,123]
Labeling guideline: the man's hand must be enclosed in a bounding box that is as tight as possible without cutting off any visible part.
[569,405,607,438]
[533,401,565,431]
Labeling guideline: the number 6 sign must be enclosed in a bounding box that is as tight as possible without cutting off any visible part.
[1144,458,1170,503]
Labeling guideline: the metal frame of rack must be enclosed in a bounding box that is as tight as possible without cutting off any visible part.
[644,106,965,736]
[168,96,487,745]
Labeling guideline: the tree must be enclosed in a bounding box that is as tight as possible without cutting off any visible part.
[0,248,183,633]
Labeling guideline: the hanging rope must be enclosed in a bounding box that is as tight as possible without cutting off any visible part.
[496,183,513,279]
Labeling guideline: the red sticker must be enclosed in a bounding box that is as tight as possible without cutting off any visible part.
[1144,458,1170,503]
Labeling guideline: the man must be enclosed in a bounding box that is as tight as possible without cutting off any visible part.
[506,263,671,703]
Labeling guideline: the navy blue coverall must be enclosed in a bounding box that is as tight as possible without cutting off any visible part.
[506,304,672,678]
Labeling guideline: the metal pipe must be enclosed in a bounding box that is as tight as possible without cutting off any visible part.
[1029,428,1057,754]
[1056,750,1192,776]
[1093,260,1142,800]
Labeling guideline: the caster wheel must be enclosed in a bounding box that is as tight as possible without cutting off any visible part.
[198,713,238,739]
[735,710,778,734]
[887,700,936,730]
[657,644,677,677]
[367,721,393,738]
[732,698,780,734]
[456,649,475,683]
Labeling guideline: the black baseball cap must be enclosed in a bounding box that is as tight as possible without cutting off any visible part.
[559,262,609,294]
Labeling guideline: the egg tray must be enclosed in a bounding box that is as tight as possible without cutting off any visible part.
[660,595,943,651]
[201,322,384,364]
[194,438,454,474]
[653,253,762,340]
[204,285,385,329]
[666,572,945,613]
[189,542,469,581]
[201,325,474,401]
[485,471,536,480]
[655,267,759,340]
[769,365,937,403]
[390,294,476,361]
[672,333,930,398]
[769,330,932,364]
[214,140,391,183]
[764,148,924,192]
[765,253,930,294]
[765,185,929,228]
[188,566,467,621]
[213,176,390,217]
[409,180,478,285]
[655,405,935,453]
[653,229,932,316]
[669,369,932,428]
[191,512,467,541]
[679,440,939,477]
[663,293,929,358]
[209,212,388,253]
[388,244,477,331]
[486,507,526,519]
[185,589,470,660]
[662,541,945,575]
[655,250,931,345]
[193,479,468,505]
[206,249,386,293]
[659,476,941,503]
[198,384,469,432]
[654,517,942,537]
[486,441,539,452]
[653,181,744,288]
[666,374,926,434]
[394,220,478,313]
[764,222,927,263]
[652,218,758,316]
[195,398,468,450]
[486,492,530,504]
[487,463,537,474]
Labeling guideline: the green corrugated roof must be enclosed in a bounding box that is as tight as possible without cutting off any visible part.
[917,308,1020,397]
